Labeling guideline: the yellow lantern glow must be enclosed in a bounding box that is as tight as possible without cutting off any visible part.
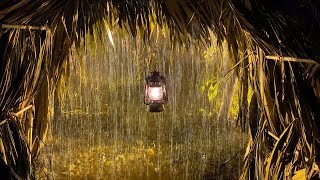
[144,71,167,112]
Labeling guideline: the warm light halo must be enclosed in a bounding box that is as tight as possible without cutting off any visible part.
[148,86,163,100]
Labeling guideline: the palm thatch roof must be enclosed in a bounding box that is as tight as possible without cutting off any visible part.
[0,0,319,179]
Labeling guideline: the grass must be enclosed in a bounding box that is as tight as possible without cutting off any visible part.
[37,117,247,180]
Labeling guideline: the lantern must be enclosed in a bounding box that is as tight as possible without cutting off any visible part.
[144,71,168,112]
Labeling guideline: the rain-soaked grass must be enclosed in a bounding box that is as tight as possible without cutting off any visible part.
[37,115,247,180]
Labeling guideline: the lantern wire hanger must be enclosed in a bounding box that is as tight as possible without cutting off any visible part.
[144,51,167,76]
[143,51,168,112]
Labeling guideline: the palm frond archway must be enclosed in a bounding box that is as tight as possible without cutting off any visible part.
[0,0,319,179]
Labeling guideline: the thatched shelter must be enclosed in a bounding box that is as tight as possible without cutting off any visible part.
[0,0,319,179]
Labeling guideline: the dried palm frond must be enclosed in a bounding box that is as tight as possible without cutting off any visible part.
[0,0,319,179]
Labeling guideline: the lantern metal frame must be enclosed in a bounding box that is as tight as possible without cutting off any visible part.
[144,71,167,112]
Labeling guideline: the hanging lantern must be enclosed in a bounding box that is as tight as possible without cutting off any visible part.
[144,71,167,112]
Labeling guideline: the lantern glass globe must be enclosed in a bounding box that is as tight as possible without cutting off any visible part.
[148,87,163,100]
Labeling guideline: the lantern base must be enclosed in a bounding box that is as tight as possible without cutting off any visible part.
[148,104,164,112]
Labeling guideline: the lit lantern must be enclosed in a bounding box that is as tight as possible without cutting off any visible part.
[144,71,168,112]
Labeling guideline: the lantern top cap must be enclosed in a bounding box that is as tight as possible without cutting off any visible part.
[146,71,166,84]
[150,71,160,76]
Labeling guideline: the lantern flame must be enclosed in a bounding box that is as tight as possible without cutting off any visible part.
[148,87,163,100]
